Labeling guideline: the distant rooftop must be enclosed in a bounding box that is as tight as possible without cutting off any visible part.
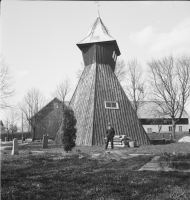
[137,101,190,119]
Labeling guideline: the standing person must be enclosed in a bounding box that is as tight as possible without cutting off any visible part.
[105,122,115,150]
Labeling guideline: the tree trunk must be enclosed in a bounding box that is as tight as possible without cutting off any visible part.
[172,119,176,139]
[32,128,36,142]
[7,131,9,141]
[12,131,14,140]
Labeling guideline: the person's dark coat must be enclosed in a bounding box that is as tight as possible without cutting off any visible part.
[105,127,115,149]
[106,128,115,138]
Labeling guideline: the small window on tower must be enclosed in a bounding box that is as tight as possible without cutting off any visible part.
[112,51,115,59]
[114,54,117,62]
[112,102,117,107]
[105,101,119,109]
[106,102,112,107]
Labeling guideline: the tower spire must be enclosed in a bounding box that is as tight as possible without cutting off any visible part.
[95,1,100,18]
[98,2,100,18]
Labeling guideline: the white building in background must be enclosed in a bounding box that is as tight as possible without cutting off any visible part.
[137,102,190,134]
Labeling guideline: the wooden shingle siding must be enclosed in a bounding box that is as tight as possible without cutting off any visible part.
[80,43,117,72]
[69,63,96,145]
[70,61,150,146]
[92,64,150,146]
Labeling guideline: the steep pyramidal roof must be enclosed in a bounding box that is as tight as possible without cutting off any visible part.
[77,16,121,56]
[78,16,114,44]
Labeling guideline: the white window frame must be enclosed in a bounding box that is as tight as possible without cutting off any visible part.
[179,126,182,132]
[112,51,115,59]
[114,54,117,62]
[104,101,119,109]
[169,126,173,132]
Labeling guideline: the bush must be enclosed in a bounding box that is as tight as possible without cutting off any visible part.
[159,152,190,170]
[62,107,77,152]
[170,161,190,170]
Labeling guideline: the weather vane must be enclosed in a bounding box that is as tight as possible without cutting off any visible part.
[94,1,100,17]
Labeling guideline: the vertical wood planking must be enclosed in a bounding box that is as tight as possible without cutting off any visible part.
[70,43,150,146]
[70,63,96,145]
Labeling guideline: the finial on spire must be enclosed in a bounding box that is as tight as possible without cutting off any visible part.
[94,1,100,18]
[98,3,100,18]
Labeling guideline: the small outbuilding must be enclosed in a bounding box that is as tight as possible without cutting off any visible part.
[32,98,68,140]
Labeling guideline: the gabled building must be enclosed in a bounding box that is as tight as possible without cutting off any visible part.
[32,98,67,139]
[0,120,7,134]
[68,15,150,146]
[137,102,189,134]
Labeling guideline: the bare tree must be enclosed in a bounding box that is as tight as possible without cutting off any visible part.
[4,108,19,141]
[52,77,72,144]
[76,62,85,81]
[76,58,127,84]
[124,59,147,115]
[22,114,31,132]
[52,77,71,104]
[147,54,190,138]
[19,88,45,142]
[0,56,15,109]
[114,58,127,84]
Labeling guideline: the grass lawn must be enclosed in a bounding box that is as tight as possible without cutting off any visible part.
[10,140,190,155]
[1,142,190,200]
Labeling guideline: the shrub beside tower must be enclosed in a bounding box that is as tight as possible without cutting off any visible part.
[61,107,77,152]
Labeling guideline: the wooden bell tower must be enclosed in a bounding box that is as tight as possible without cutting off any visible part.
[69,16,150,146]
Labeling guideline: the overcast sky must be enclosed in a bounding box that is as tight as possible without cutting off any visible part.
[1,1,190,120]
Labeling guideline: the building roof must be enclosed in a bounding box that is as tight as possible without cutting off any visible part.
[0,120,4,127]
[30,98,63,123]
[0,120,7,133]
[78,16,114,44]
[77,16,121,56]
[137,101,190,119]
